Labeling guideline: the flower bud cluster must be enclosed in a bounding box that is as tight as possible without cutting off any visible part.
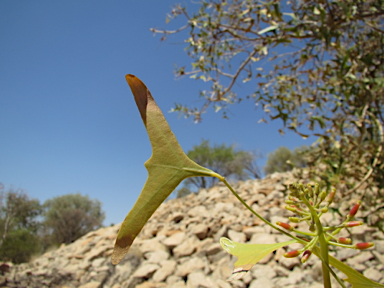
[280,182,374,262]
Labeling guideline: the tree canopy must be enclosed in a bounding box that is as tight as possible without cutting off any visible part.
[152,0,384,194]
[0,186,42,263]
[42,193,105,245]
[184,139,261,190]
[264,146,308,175]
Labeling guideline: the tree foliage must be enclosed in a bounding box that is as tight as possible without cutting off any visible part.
[42,193,105,245]
[0,229,41,264]
[152,0,384,195]
[184,139,261,190]
[176,186,193,198]
[0,185,42,263]
[264,146,308,175]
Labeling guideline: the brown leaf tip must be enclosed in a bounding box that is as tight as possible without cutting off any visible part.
[125,74,149,125]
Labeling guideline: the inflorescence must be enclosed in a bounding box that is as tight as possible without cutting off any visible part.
[276,182,374,263]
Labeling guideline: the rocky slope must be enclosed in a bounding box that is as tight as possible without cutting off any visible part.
[1,172,383,288]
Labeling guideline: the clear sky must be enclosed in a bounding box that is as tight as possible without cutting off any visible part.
[0,1,313,226]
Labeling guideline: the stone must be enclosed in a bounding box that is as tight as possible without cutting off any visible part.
[152,260,177,282]
[173,235,200,258]
[251,264,277,279]
[214,225,228,241]
[279,255,301,270]
[169,212,185,223]
[145,250,170,263]
[78,282,102,288]
[186,271,209,288]
[162,232,186,249]
[334,248,360,261]
[169,281,187,288]
[227,230,246,243]
[176,257,207,277]
[215,279,232,288]
[191,223,209,240]
[249,233,276,244]
[167,275,183,285]
[373,250,384,265]
[133,264,160,278]
[188,205,208,218]
[135,282,166,288]
[374,240,384,254]
[346,251,374,266]
[363,266,383,282]
[205,243,222,256]
[286,267,305,284]
[249,277,275,288]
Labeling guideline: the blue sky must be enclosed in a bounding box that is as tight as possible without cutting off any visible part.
[0,1,313,226]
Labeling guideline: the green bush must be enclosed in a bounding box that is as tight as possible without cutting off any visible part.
[0,229,41,264]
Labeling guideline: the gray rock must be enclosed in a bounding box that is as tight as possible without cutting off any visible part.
[187,270,218,288]
[249,233,276,244]
[141,238,168,254]
[346,251,374,266]
[145,250,170,263]
[205,243,222,256]
[162,232,186,249]
[363,266,383,282]
[173,235,200,258]
[152,259,177,282]
[176,257,207,277]
[251,264,277,279]
[188,205,208,218]
[133,263,160,278]
[166,275,183,285]
[227,229,246,243]
[78,282,102,288]
[279,255,301,270]
[249,277,275,288]
[191,223,209,240]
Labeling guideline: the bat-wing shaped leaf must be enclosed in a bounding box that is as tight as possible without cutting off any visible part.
[112,75,220,265]
[220,237,297,280]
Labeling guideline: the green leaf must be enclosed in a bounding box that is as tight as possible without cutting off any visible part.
[220,237,297,280]
[258,25,278,35]
[112,75,220,265]
[328,253,384,288]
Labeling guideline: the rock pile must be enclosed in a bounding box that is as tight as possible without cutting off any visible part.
[1,172,383,288]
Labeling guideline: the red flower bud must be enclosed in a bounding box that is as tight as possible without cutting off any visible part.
[338,237,352,244]
[327,190,336,203]
[301,250,312,263]
[354,242,374,250]
[284,250,301,258]
[344,221,363,227]
[349,201,361,218]
[276,222,293,231]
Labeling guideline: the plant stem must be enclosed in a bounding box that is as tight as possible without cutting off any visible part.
[301,193,332,288]
[220,178,306,245]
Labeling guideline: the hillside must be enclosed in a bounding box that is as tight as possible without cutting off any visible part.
[1,172,383,288]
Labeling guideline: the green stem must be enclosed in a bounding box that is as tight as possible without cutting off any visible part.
[220,178,306,245]
[301,193,332,288]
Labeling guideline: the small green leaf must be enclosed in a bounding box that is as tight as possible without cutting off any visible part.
[112,75,221,265]
[220,237,297,280]
[258,25,278,35]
